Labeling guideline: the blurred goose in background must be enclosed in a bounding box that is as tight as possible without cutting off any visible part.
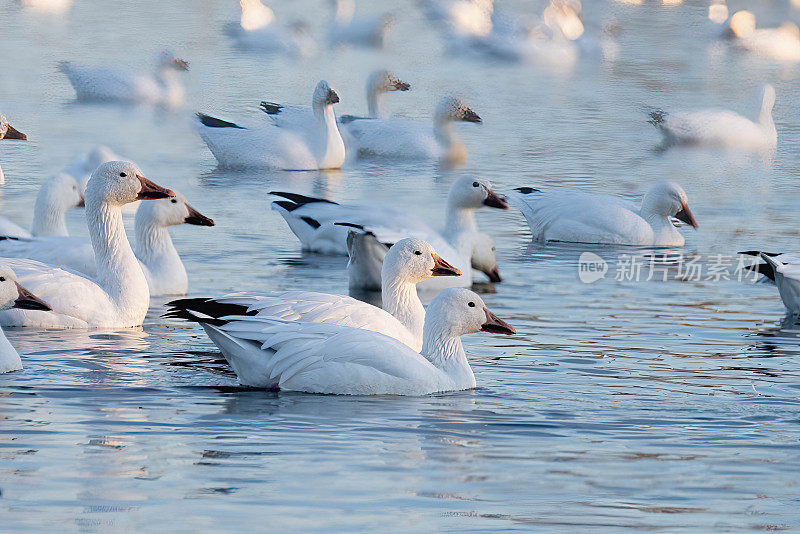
[649,85,776,153]
[509,182,698,247]
[0,266,52,373]
[328,0,394,48]
[0,192,213,297]
[270,175,506,288]
[18,0,72,13]
[168,238,460,353]
[166,287,515,394]
[342,96,481,166]
[725,10,800,62]
[423,0,494,45]
[0,115,27,141]
[0,162,175,328]
[60,51,189,107]
[227,0,316,57]
[0,173,83,239]
[758,253,800,315]
[196,80,345,170]
[0,164,4,185]
[62,146,123,192]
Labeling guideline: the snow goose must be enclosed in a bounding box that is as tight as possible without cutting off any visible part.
[342,96,481,166]
[227,0,316,57]
[0,173,84,239]
[0,161,175,328]
[271,175,506,287]
[62,146,124,192]
[509,181,698,247]
[196,80,345,170]
[328,0,394,48]
[0,192,213,297]
[19,0,72,13]
[168,287,515,394]
[0,115,27,140]
[0,266,51,373]
[60,51,189,107]
[649,85,777,153]
[168,237,460,353]
[757,254,800,315]
[738,251,800,285]
[424,0,494,39]
[0,164,4,185]
[725,10,800,62]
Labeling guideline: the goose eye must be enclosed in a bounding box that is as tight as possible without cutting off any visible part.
[171,198,178,204]
[0,277,5,282]
[472,182,479,187]
[120,172,127,177]
[414,250,422,255]
[468,301,475,307]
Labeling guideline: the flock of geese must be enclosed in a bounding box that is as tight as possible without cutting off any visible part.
[1,0,798,394]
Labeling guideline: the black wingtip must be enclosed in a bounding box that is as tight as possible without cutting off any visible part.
[739,251,781,257]
[268,191,338,206]
[260,101,283,115]
[164,298,257,326]
[514,187,540,195]
[196,113,245,129]
[745,262,776,281]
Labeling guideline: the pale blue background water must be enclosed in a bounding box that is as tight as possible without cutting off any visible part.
[1,0,800,531]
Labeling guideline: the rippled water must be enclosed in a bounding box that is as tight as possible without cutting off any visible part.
[2,0,800,531]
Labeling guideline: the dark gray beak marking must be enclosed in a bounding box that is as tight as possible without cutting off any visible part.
[483,189,509,209]
[327,89,340,105]
[3,124,27,140]
[431,254,461,277]
[486,267,502,283]
[481,308,515,335]
[173,58,189,71]
[137,175,176,200]
[462,108,482,124]
[184,203,215,226]
[675,202,698,229]
[13,282,52,311]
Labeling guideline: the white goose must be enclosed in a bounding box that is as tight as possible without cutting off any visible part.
[0,266,52,373]
[342,96,481,166]
[168,238,461,353]
[328,0,394,48]
[62,146,123,192]
[758,254,800,315]
[0,173,84,239]
[726,10,800,62]
[0,192,213,297]
[509,182,698,247]
[0,115,27,141]
[227,0,316,57]
[271,175,507,288]
[196,80,345,170]
[649,85,777,153]
[0,161,175,328]
[168,287,515,395]
[0,164,4,185]
[60,51,189,107]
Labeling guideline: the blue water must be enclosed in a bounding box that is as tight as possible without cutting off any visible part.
[1,0,800,531]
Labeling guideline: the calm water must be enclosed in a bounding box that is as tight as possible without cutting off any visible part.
[2,0,800,531]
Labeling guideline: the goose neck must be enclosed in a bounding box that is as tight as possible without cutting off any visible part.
[32,190,68,237]
[381,276,425,339]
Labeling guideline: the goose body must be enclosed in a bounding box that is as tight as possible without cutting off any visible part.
[328,0,393,48]
[168,288,515,395]
[650,85,776,152]
[509,182,698,247]
[196,80,345,170]
[0,193,213,297]
[0,162,175,328]
[60,51,189,107]
[760,254,800,315]
[0,266,52,373]
[726,11,800,62]
[228,0,316,56]
[168,238,461,352]
[271,175,506,289]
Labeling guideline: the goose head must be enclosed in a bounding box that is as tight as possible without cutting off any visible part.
[728,10,756,39]
[641,182,698,228]
[708,2,728,25]
[449,175,508,210]
[435,97,481,125]
[240,0,275,31]
[312,80,340,115]
[425,288,515,339]
[368,70,410,95]
[136,191,215,229]
[382,237,461,284]
[0,115,27,140]
[86,161,175,207]
[157,50,189,71]
[471,233,501,283]
[0,267,51,312]
[39,173,84,211]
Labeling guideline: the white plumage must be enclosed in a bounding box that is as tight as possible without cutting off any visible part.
[760,254,800,315]
[227,0,316,57]
[0,173,83,240]
[328,0,394,48]
[726,10,800,62]
[0,265,52,373]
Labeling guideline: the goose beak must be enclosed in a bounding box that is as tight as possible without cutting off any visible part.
[392,80,411,91]
[462,107,482,124]
[481,307,515,335]
[483,189,508,209]
[485,266,502,283]
[327,89,340,105]
[431,254,461,277]
[172,58,189,71]
[137,174,175,200]
[184,203,215,226]
[13,282,51,311]
[675,202,698,229]
[77,195,85,208]
[3,124,27,140]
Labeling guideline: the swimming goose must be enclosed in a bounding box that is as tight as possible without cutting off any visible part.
[328,0,394,48]
[196,80,345,170]
[725,10,800,62]
[738,251,800,284]
[342,96,480,166]
[509,182,698,247]
[0,173,84,239]
[168,237,460,353]
[759,253,800,315]
[271,175,506,287]
[0,164,4,185]
[168,287,515,394]
[649,85,776,153]
[60,51,189,107]
[227,0,316,57]
[0,266,52,373]
[0,161,175,328]
[62,146,123,192]
[424,0,494,39]
[0,115,27,140]
[19,0,72,13]
[0,192,213,297]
